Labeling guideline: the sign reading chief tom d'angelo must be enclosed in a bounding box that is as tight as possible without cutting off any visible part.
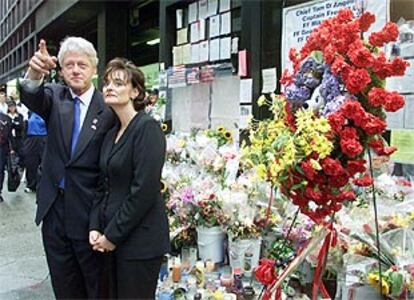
[281,0,389,73]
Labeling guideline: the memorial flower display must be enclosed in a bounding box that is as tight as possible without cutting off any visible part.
[243,8,409,222]
[155,7,413,300]
[162,127,240,250]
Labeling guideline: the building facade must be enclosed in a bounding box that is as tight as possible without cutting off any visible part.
[1,0,44,85]
[0,0,160,89]
[1,0,412,107]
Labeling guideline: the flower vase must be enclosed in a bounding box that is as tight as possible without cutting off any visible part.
[196,226,226,263]
[228,237,262,270]
[181,246,198,272]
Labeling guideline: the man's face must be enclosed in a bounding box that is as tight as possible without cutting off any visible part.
[0,93,5,103]
[60,51,96,95]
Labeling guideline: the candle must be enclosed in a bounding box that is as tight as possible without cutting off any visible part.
[195,261,205,288]
[205,259,215,272]
[242,286,255,300]
[243,252,253,278]
[172,261,181,283]
[220,273,234,287]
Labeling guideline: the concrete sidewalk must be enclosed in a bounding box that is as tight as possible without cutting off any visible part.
[0,188,54,300]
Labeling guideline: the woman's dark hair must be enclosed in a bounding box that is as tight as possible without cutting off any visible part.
[104,57,148,111]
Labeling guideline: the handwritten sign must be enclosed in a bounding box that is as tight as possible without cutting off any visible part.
[282,0,388,71]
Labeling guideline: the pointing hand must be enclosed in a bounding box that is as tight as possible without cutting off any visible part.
[28,39,58,80]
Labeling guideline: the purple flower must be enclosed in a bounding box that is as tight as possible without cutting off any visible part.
[285,84,311,103]
[321,94,354,116]
[295,72,320,89]
[180,187,195,204]
[294,73,306,86]
[294,58,325,89]
[320,71,341,102]
[300,58,325,74]
[303,74,321,89]
[282,226,309,249]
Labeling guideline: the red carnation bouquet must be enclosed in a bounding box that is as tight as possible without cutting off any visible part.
[250,9,410,299]
[277,9,409,222]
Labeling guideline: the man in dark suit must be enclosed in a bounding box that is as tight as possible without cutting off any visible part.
[19,37,114,299]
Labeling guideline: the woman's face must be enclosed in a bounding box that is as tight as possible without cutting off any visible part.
[9,105,16,113]
[103,70,139,107]
[149,94,158,105]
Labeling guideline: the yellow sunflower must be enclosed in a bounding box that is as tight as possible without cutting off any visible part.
[217,125,225,132]
[223,130,233,141]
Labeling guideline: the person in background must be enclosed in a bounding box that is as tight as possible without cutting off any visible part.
[0,91,8,114]
[18,37,114,299]
[23,111,47,193]
[89,58,169,299]
[148,88,159,106]
[7,100,25,170]
[0,110,12,203]
[10,91,29,121]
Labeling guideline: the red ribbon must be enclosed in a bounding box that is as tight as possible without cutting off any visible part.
[255,259,276,286]
[255,259,281,300]
[311,223,337,300]
[348,287,355,300]
[256,217,337,300]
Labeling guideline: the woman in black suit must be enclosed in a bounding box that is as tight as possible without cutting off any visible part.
[89,58,170,299]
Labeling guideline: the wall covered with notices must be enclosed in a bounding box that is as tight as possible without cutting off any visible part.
[162,0,247,134]
[389,20,414,164]
[388,0,414,165]
[386,21,414,130]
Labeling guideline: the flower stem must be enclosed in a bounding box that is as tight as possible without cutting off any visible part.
[368,149,385,299]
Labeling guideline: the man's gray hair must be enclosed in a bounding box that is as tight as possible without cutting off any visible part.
[58,37,98,67]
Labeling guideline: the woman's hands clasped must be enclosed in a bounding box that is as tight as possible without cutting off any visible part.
[89,230,116,252]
